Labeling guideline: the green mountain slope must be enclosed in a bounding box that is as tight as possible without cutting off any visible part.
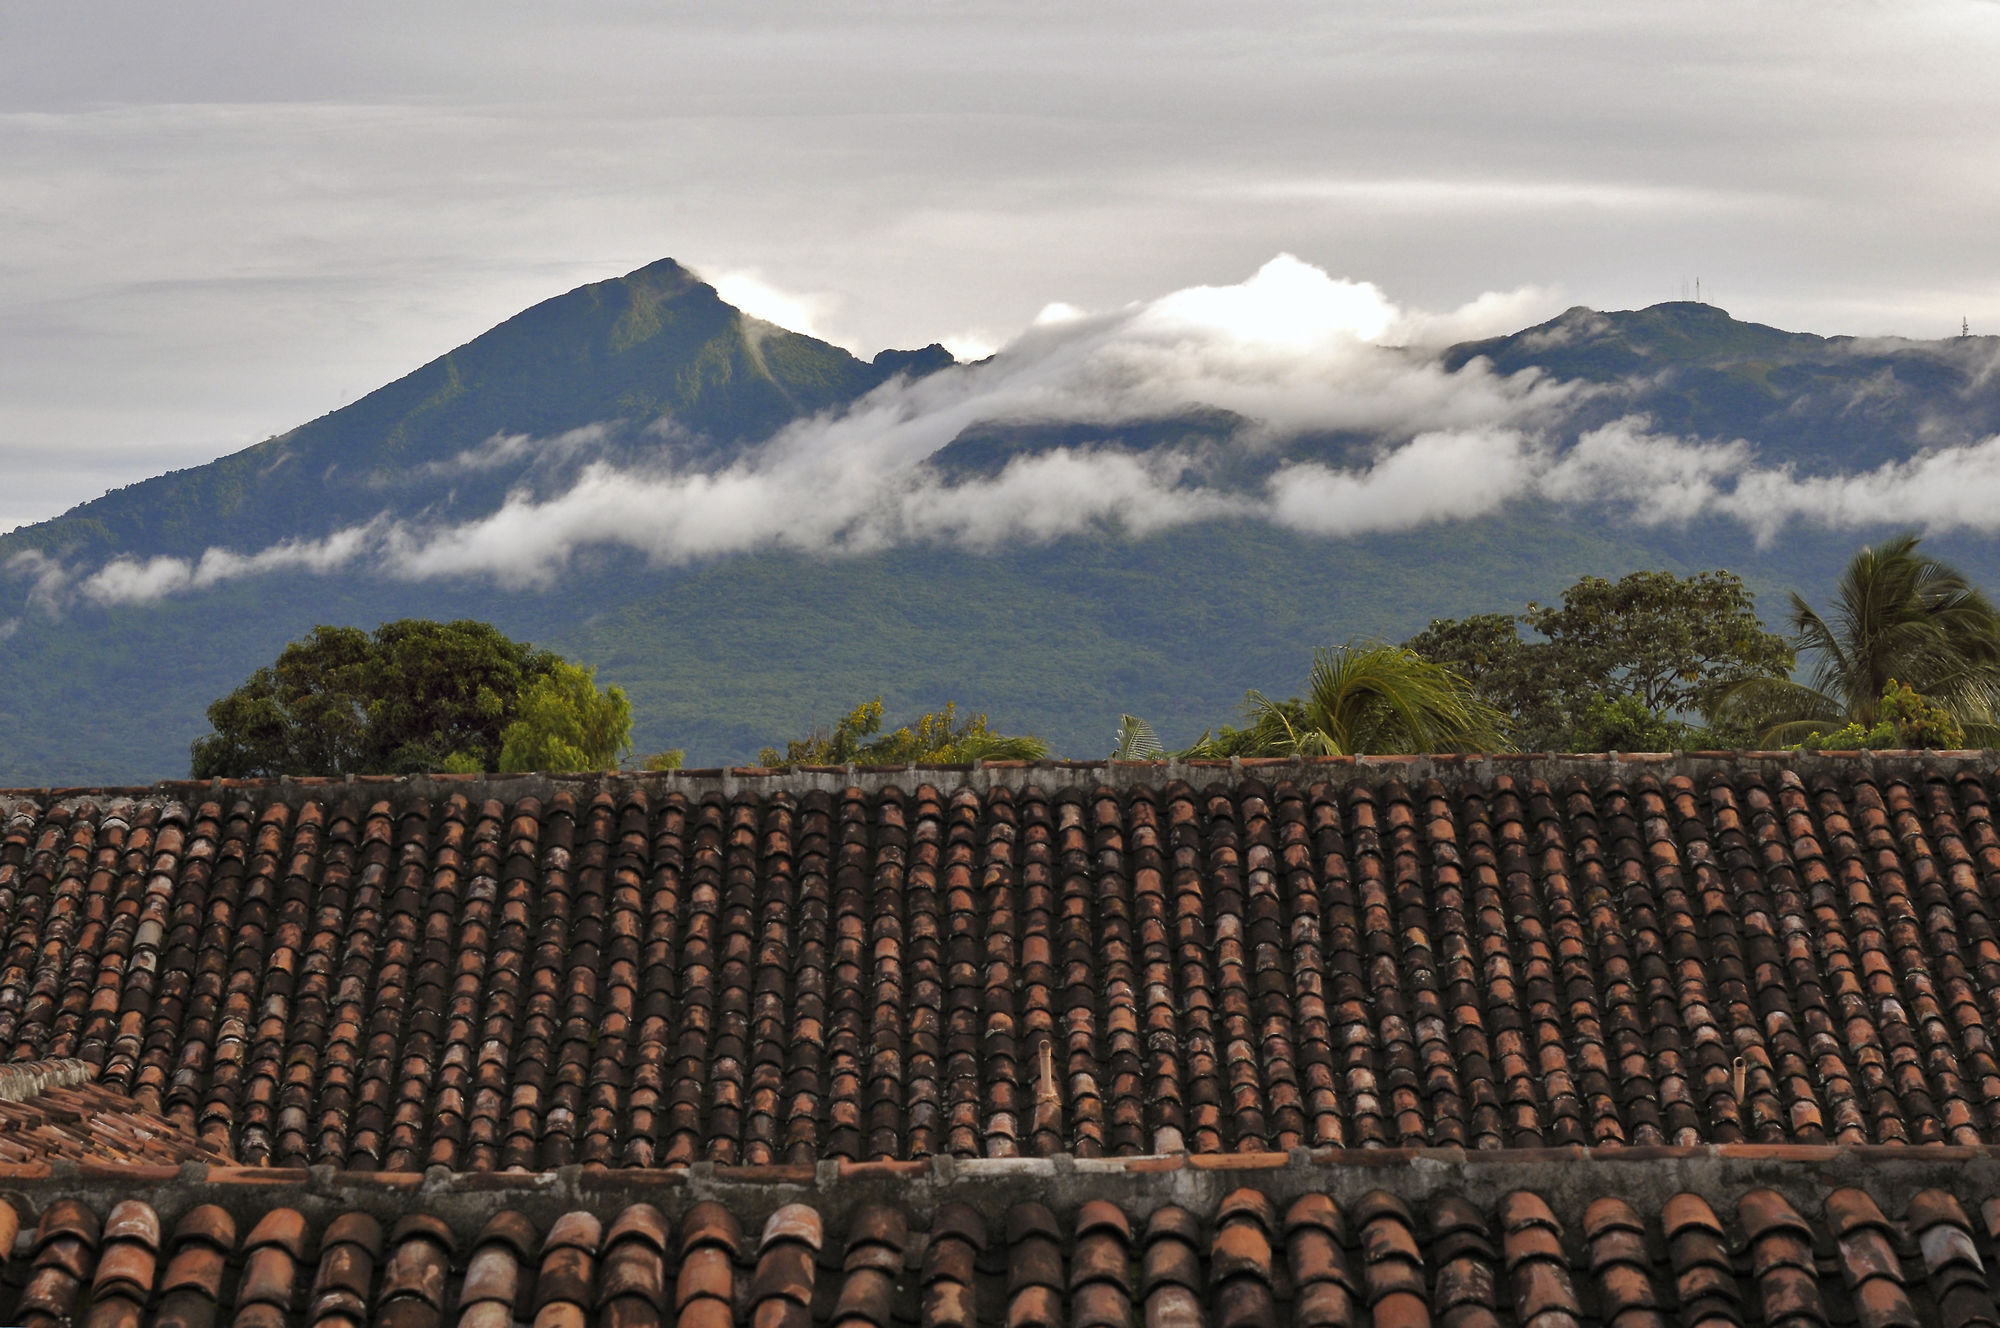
[5,259,946,563]
[1448,302,2000,471]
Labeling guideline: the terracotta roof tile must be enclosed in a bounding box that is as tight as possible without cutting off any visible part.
[23,759,2000,1165]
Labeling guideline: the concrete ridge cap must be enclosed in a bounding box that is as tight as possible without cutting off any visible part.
[1,749,1996,812]
[0,1141,1990,1191]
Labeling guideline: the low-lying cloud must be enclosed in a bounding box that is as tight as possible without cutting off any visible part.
[23,254,2000,609]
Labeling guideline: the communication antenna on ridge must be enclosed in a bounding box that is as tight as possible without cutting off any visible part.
[1696,277,1702,304]
[1966,316,1973,339]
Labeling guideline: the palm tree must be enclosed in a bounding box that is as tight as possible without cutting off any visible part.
[1112,714,1164,760]
[1238,641,1512,756]
[1718,534,2000,745]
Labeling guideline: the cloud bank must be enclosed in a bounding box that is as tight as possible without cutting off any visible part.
[26,254,2000,609]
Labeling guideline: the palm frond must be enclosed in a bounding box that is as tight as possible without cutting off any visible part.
[1249,642,1512,756]
[1112,714,1164,760]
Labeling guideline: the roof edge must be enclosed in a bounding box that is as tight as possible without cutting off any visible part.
[3,748,1996,811]
[2,1145,1997,1239]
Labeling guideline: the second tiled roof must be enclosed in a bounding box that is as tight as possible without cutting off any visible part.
[6,757,2000,1168]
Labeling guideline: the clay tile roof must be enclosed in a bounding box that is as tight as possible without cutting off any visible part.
[1144,1233,1206,1296]
[1351,1190,1416,1231]
[1218,1187,1279,1232]
[102,1199,160,1249]
[761,1204,825,1253]
[1147,1206,1205,1247]
[477,1210,540,1261]
[678,1202,741,1257]
[1499,1192,1562,1234]
[36,1197,102,1249]
[389,1213,456,1253]
[754,1238,818,1309]
[1286,1194,1345,1239]
[1909,1190,1974,1236]
[323,1212,385,1256]
[1076,1199,1133,1242]
[1738,1189,1813,1242]
[8,757,2000,1165]
[0,1058,230,1167]
[245,1208,309,1258]
[1071,1230,1133,1290]
[547,1212,606,1254]
[18,758,2000,1323]
[929,1202,985,1252]
[1827,1188,1894,1236]
[536,1244,597,1311]
[86,1300,145,1328]
[1006,1203,1061,1245]
[238,1242,300,1311]
[5,1174,2000,1327]
[1583,1199,1645,1240]
[847,1205,909,1252]
[1662,1195,1725,1239]
[461,1240,524,1308]
[161,1237,228,1298]
[92,1229,158,1299]
[1430,1195,1489,1239]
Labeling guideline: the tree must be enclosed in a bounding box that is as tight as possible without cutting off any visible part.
[1567,693,1693,753]
[1186,641,1509,757]
[1408,569,1792,750]
[1795,681,1967,751]
[498,662,634,772]
[1403,613,1564,748]
[1112,715,1163,760]
[758,697,1050,765]
[1717,534,2000,745]
[190,619,561,778]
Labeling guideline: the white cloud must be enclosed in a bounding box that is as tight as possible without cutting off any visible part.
[703,270,838,345]
[5,549,74,612]
[1137,254,1398,348]
[80,522,384,605]
[1268,430,1536,535]
[404,423,613,479]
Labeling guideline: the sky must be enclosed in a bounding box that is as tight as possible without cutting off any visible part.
[3,2,1999,535]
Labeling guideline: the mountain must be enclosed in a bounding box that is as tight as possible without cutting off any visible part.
[7,258,951,564]
[2,266,1997,784]
[1446,302,2000,471]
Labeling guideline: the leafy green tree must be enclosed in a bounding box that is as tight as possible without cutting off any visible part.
[1568,693,1692,753]
[1186,641,1509,757]
[191,619,561,777]
[758,697,1049,765]
[497,662,633,772]
[1795,681,1965,751]
[1408,569,1792,750]
[639,750,686,771]
[1719,535,2000,745]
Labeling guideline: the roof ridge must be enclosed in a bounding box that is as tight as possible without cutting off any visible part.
[4,747,1994,808]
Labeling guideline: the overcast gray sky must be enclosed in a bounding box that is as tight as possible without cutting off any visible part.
[2,1,1997,534]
